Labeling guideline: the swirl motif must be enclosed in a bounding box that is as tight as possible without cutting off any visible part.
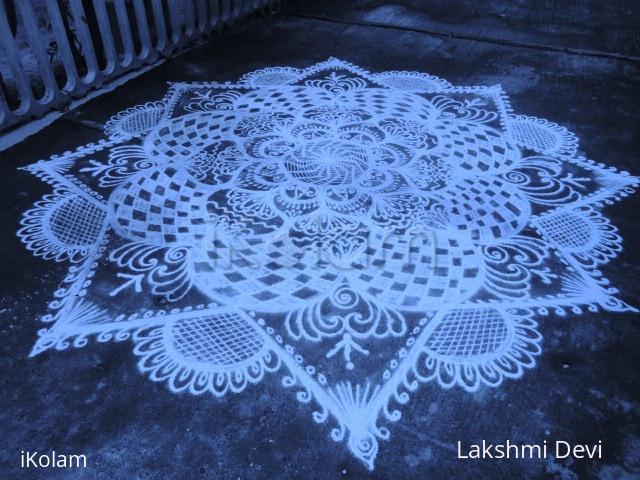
[286,140,369,185]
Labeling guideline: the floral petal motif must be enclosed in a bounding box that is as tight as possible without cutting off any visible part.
[239,66,303,87]
[372,70,453,91]
[18,192,107,262]
[17,59,639,470]
[534,206,622,267]
[104,101,166,139]
[133,310,280,395]
[415,308,541,391]
[507,114,578,157]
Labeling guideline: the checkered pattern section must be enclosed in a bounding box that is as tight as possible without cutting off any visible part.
[170,312,264,366]
[111,167,208,245]
[509,119,558,153]
[48,196,106,247]
[192,235,341,310]
[237,86,334,117]
[338,89,434,121]
[426,308,508,357]
[148,112,236,161]
[375,74,447,91]
[433,119,521,174]
[537,211,594,251]
[148,87,341,162]
[441,177,530,243]
[346,229,483,310]
[121,106,165,136]
[193,226,483,312]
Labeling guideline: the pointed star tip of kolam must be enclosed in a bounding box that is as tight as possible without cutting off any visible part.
[614,301,639,313]
[28,345,44,358]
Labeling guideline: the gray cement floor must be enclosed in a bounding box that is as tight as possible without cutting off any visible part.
[1,2,639,478]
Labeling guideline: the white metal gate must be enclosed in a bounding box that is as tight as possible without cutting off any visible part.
[0,0,279,133]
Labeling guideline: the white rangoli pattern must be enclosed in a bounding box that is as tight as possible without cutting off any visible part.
[17,59,638,468]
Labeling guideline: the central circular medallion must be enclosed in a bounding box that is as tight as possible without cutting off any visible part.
[285,140,369,186]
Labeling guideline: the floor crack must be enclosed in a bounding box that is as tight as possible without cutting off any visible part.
[279,11,640,63]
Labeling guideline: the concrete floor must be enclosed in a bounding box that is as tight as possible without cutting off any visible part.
[1,1,639,479]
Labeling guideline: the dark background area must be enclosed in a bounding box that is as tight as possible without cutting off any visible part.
[1,1,639,478]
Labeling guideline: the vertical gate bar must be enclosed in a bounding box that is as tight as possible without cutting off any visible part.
[219,0,231,26]
[238,0,247,16]
[67,0,101,82]
[15,0,60,104]
[195,0,207,34]
[132,0,154,60]
[245,0,256,16]
[183,0,195,38]
[113,0,135,67]
[150,0,168,53]
[0,79,16,128]
[167,0,183,48]
[45,0,81,94]
[92,0,118,76]
[207,0,221,31]
[231,0,241,22]
[0,0,34,114]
